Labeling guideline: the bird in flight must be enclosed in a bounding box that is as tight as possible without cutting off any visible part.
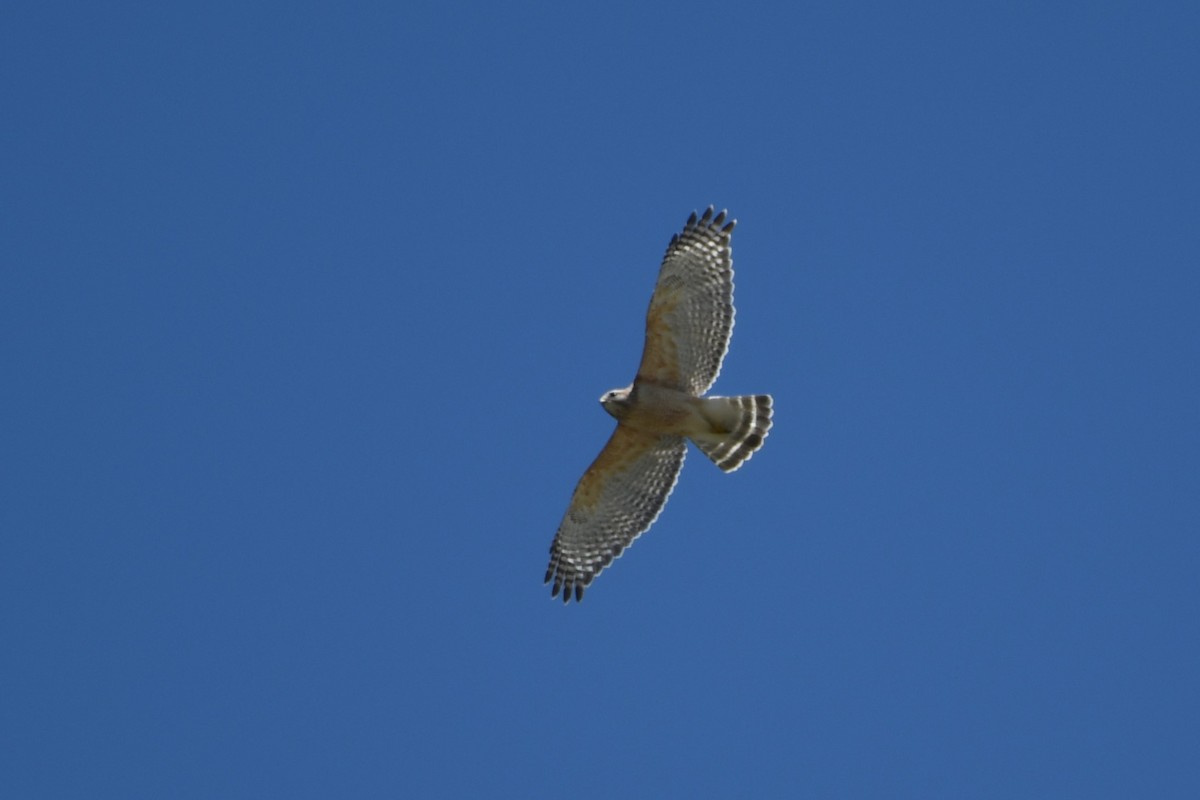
[545,207,773,602]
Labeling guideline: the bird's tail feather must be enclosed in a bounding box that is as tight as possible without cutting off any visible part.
[691,395,773,472]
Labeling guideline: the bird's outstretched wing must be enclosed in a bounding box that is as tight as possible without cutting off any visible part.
[636,207,736,396]
[545,425,686,602]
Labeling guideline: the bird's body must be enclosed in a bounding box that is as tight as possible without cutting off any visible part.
[545,207,772,602]
[601,383,703,434]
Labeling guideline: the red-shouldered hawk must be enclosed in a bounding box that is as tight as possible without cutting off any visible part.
[545,207,773,603]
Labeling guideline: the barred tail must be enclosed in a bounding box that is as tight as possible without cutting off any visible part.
[691,394,773,472]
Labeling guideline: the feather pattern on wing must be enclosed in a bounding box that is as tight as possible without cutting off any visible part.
[545,426,687,603]
[636,206,736,395]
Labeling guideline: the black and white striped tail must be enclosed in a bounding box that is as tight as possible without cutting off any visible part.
[693,395,773,472]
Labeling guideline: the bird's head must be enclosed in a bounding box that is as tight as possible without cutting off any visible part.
[599,386,634,420]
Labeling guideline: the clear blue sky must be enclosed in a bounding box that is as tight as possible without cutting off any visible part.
[3,2,1198,797]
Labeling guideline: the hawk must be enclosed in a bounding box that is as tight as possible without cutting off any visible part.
[545,207,773,602]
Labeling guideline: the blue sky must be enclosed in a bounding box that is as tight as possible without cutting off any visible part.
[3,2,1198,797]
